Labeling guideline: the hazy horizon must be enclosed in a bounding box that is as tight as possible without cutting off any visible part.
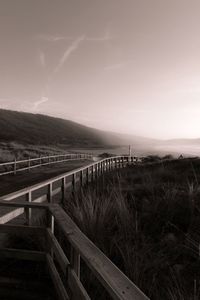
[1,0,200,139]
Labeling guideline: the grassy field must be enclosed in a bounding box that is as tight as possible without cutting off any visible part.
[0,141,68,163]
[64,157,200,299]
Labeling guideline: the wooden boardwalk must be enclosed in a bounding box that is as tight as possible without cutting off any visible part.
[0,156,149,300]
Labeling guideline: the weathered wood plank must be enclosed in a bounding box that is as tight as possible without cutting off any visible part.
[25,191,32,225]
[46,228,69,276]
[52,186,62,197]
[0,208,24,224]
[0,224,45,236]
[68,267,91,300]
[0,248,45,261]
[46,254,70,300]
[0,200,49,208]
[33,194,47,203]
[70,246,80,279]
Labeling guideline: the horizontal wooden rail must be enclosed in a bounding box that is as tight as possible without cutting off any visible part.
[0,201,49,209]
[46,254,70,300]
[0,248,46,261]
[0,152,93,176]
[0,224,46,235]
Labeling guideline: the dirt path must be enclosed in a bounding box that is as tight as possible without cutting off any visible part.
[0,159,92,196]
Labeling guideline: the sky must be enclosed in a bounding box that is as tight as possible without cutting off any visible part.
[0,0,200,139]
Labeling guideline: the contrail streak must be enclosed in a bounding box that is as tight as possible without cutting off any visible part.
[54,35,85,74]
[33,97,49,111]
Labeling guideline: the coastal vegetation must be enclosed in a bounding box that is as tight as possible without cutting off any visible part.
[65,157,200,299]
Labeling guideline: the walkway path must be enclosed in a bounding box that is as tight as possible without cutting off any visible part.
[0,159,92,196]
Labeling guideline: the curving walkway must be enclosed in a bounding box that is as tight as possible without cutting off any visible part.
[0,156,149,300]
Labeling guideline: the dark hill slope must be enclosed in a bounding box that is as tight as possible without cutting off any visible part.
[0,109,107,147]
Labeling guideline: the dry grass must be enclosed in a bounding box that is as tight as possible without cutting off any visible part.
[0,141,67,163]
[64,158,200,299]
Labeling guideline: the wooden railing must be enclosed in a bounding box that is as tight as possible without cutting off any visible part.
[0,156,149,299]
[0,201,149,300]
[0,156,136,224]
[0,153,93,176]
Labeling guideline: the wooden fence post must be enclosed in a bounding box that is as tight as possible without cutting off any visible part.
[46,209,55,259]
[13,158,17,175]
[72,173,76,194]
[95,164,98,180]
[86,168,89,184]
[80,170,84,187]
[99,162,101,175]
[70,247,80,279]
[98,163,101,177]
[122,157,125,167]
[62,177,66,203]
[91,165,94,182]
[25,191,32,225]
[48,183,53,203]
[47,183,54,240]
[111,158,114,170]
[109,159,111,171]
[28,157,31,172]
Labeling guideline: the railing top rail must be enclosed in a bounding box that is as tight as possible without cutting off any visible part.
[0,161,15,166]
[0,152,93,166]
[27,153,89,162]
[0,156,132,201]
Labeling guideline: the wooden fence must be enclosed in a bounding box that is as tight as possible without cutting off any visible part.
[0,156,149,300]
[0,153,93,176]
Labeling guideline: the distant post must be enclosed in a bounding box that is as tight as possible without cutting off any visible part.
[28,157,31,172]
[14,158,17,175]
[129,145,131,156]
[128,145,131,163]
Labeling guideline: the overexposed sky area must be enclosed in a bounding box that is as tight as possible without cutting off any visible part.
[0,0,200,139]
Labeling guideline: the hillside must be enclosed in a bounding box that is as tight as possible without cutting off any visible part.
[0,109,109,147]
[0,109,199,157]
[0,109,157,150]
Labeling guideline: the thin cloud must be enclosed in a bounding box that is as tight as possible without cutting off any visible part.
[33,97,49,111]
[38,49,46,67]
[36,34,74,42]
[36,30,113,43]
[54,35,85,74]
